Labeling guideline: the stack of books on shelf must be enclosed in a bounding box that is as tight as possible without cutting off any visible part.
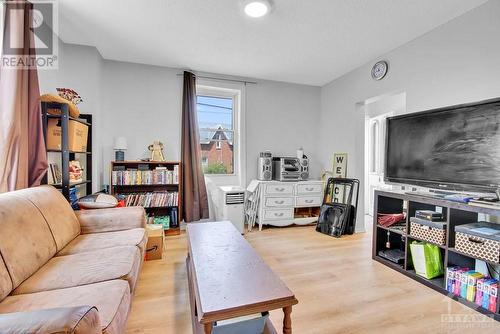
[112,166,179,185]
[446,267,498,312]
[120,191,178,208]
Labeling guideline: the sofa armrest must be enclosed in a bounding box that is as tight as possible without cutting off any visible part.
[0,306,101,334]
[76,206,146,234]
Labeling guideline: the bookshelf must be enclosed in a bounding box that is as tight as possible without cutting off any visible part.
[41,102,93,202]
[373,190,500,321]
[110,161,182,236]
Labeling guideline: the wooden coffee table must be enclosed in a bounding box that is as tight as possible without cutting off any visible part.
[186,221,298,334]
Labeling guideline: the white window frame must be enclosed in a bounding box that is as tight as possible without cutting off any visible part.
[196,79,246,187]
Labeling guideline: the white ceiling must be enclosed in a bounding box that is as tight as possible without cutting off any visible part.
[58,0,489,86]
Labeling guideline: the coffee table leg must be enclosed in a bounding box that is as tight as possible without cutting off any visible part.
[204,322,213,334]
[283,306,292,334]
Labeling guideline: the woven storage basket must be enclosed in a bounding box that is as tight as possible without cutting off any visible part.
[410,217,446,246]
[455,232,500,264]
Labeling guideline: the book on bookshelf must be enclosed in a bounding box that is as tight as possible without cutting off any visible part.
[119,191,178,208]
[49,163,62,184]
[112,167,179,186]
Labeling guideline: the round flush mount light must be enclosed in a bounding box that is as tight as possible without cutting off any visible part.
[243,0,273,18]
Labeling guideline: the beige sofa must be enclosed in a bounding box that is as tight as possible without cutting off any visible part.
[0,186,147,333]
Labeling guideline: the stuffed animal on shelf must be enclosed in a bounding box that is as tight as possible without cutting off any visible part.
[69,160,83,183]
[148,141,166,161]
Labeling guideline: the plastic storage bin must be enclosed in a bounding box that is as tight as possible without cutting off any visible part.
[213,312,269,334]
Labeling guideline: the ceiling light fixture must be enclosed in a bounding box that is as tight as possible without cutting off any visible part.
[243,0,272,18]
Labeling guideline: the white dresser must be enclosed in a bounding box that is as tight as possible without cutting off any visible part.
[254,180,324,230]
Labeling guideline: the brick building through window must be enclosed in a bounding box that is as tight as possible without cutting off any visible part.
[200,126,234,174]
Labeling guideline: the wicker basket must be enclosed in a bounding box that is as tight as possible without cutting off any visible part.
[409,217,446,246]
[455,232,500,264]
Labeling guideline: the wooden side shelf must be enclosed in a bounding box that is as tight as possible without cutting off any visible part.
[110,161,182,236]
[373,190,500,321]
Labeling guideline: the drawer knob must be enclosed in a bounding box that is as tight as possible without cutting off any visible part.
[305,187,314,191]
[275,200,285,205]
[274,212,284,217]
[305,199,314,203]
[276,187,285,192]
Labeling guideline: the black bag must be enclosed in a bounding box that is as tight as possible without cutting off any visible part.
[316,203,350,237]
[316,178,359,238]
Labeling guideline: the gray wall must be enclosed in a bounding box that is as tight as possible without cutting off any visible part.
[100,60,183,186]
[318,0,500,231]
[39,44,321,189]
[245,81,321,183]
[38,42,103,191]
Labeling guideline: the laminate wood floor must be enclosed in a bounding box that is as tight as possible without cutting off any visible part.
[126,225,500,334]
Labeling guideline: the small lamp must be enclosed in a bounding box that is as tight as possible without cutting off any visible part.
[114,137,127,161]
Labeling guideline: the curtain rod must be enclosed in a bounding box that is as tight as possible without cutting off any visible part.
[176,73,257,85]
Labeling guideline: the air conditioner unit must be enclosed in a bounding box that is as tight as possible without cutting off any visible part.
[217,186,246,234]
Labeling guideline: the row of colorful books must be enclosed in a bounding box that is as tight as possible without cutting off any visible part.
[446,267,498,312]
[112,167,179,185]
[119,192,178,208]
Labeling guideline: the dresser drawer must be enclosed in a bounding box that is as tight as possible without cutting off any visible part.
[265,184,294,195]
[264,208,294,220]
[265,197,294,208]
[296,183,323,195]
[296,196,322,207]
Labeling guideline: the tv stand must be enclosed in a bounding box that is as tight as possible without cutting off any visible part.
[373,190,500,321]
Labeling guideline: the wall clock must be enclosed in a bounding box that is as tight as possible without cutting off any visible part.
[371,61,388,80]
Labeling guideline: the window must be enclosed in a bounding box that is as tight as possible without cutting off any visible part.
[215,134,222,150]
[197,94,235,174]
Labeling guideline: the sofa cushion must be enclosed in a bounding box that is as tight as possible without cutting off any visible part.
[57,228,147,257]
[0,257,12,302]
[0,280,131,334]
[12,186,80,251]
[0,193,57,289]
[12,246,140,295]
[0,306,101,334]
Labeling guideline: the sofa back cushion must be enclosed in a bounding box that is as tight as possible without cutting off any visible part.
[0,257,12,302]
[0,192,57,289]
[12,186,80,251]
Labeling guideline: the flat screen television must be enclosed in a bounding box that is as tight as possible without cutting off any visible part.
[385,98,500,192]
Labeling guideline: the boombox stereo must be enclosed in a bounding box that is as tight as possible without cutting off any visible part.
[258,151,273,181]
[299,158,309,180]
[272,157,309,181]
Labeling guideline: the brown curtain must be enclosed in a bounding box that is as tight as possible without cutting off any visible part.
[0,0,47,193]
[181,71,209,222]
